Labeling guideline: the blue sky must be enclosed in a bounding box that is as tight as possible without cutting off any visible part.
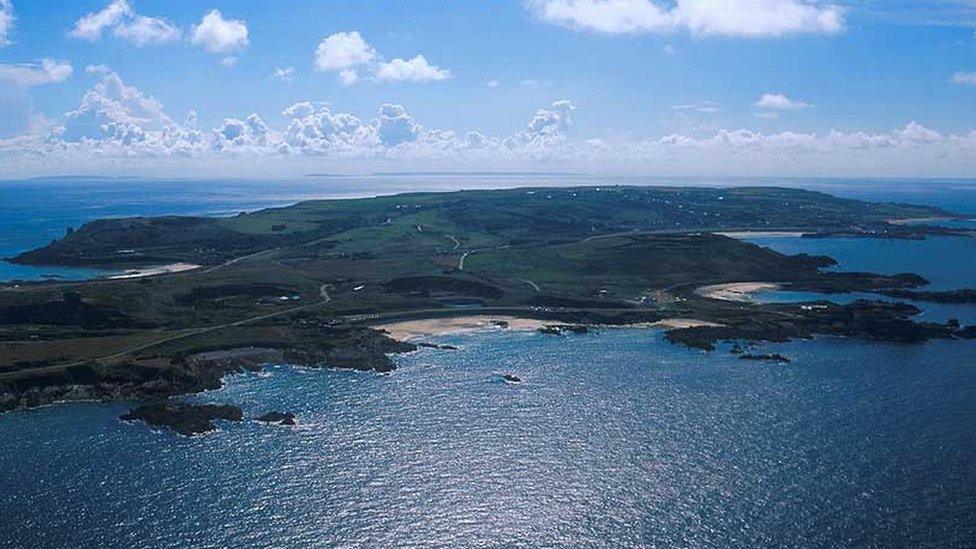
[0,0,975,178]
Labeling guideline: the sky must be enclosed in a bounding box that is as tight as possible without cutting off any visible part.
[0,0,975,178]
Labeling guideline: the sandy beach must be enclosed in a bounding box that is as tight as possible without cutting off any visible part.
[373,316,549,341]
[645,318,724,329]
[108,263,201,279]
[696,282,780,302]
[373,315,722,341]
[716,231,806,239]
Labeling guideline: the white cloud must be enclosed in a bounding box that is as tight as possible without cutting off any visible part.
[2,72,974,179]
[220,56,238,68]
[535,0,671,34]
[674,0,843,37]
[315,31,376,71]
[755,93,810,110]
[67,71,172,130]
[85,64,112,75]
[274,66,296,82]
[530,0,844,37]
[113,15,180,46]
[314,31,451,85]
[338,69,359,86]
[0,0,14,47]
[674,101,721,114]
[69,0,179,47]
[191,9,248,53]
[952,71,976,86]
[487,80,500,88]
[374,55,452,82]
[377,104,420,146]
[69,0,131,41]
[0,59,73,87]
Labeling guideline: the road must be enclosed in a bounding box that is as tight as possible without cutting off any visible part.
[0,283,337,380]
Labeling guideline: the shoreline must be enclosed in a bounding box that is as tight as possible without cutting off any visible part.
[696,282,781,302]
[716,231,805,239]
[107,263,201,280]
[372,315,721,341]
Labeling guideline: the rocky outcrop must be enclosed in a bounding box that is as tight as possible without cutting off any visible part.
[739,353,791,363]
[257,411,296,426]
[120,401,243,436]
[880,288,976,304]
[417,342,459,350]
[538,324,589,335]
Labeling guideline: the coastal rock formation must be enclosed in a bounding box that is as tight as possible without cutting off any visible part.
[664,300,960,351]
[538,324,589,335]
[120,401,243,436]
[880,288,976,304]
[501,374,522,383]
[257,411,296,426]
[0,329,416,414]
[417,342,459,350]
[739,353,791,363]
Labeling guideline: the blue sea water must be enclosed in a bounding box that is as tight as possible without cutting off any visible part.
[1,177,976,547]
[741,235,976,324]
[2,331,976,547]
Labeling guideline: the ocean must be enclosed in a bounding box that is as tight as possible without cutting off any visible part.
[1,177,975,547]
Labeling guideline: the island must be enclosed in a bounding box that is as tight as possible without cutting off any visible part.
[2,185,975,424]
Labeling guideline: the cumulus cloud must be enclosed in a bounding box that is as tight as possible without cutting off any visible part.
[0,59,73,87]
[66,71,172,131]
[191,9,248,53]
[69,0,131,41]
[755,93,810,110]
[377,104,420,145]
[315,31,376,71]
[526,99,576,137]
[952,71,976,86]
[675,0,843,37]
[0,0,14,47]
[530,0,844,37]
[374,55,452,82]
[314,31,451,85]
[2,71,974,178]
[113,15,181,46]
[69,0,179,46]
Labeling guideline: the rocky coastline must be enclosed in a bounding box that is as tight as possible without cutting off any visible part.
[0,330,415,416]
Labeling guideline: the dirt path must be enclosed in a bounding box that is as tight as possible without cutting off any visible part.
[201,248,279,274]
[445,234,461,251]
[518,278,541,292]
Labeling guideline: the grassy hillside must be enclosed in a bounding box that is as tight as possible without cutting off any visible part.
[14,186,950,268]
